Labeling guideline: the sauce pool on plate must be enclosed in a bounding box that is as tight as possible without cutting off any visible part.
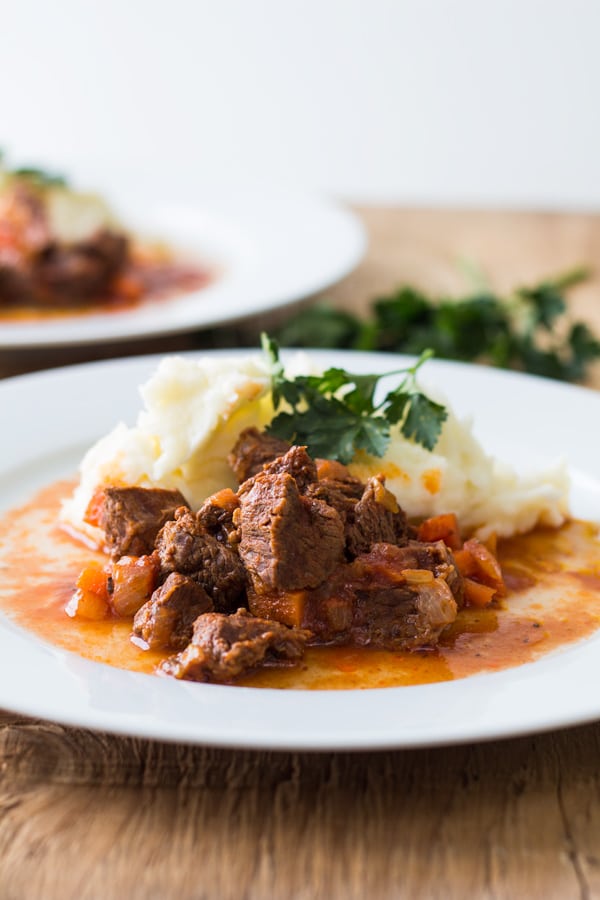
[1,479,600,690]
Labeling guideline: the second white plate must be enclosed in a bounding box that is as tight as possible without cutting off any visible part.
[0,184,366,348]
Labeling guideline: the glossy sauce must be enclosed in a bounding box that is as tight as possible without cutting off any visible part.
[1,480,600,689]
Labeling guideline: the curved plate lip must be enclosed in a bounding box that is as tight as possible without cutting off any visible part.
[1,348,600,751]
[0,187,366,349]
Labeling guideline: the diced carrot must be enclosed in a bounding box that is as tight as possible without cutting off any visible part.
[417,513,462,549]
[65,588,110,620]
[249,591,306,628]
[66,561,110,620]
[113,274,144,301]
[75,561,110,601]
[462,539,505,595]
[453,548,477,578]
[316,458,355,482]
[110,555,158,617]
[463,578,496,608]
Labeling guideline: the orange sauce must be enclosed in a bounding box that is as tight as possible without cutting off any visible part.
[1,480,600,690]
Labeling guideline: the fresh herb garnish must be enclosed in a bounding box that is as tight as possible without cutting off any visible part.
[11,166,67,188]
[274,267,600,383]
[261,334,447,463]
[0,151,68,188]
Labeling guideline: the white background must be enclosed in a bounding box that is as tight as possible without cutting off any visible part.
[2,0,600,209]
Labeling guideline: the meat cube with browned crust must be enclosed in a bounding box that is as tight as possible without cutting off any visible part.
[132,572,213,650]
[160,608,310,682]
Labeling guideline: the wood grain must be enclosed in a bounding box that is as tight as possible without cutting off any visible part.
[2,711,600,899]
[3,206,600,899]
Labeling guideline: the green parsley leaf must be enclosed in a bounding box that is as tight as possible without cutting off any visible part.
[261,333,445,462]
[400,394,448,451]
[273,266,598,384]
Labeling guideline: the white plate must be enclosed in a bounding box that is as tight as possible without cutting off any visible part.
[0,186,366,348]
[1,349,600,750]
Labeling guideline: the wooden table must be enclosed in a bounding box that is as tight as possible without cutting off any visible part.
[2,208,600,899]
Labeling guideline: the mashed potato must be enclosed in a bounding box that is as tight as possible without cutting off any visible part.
[62,351,569,544]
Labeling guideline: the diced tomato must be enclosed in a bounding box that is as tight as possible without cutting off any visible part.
[110,555,158,617]
[417,513,462,549]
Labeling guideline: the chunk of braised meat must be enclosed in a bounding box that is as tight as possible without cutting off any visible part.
[32,230,129,304]
[228,427,291,483]
[196,488,240,544]
[306,474,412,558]
[374,540,465,607]
[344,542,459,648]
[87,486,189,558]
[156,508,246,612]
[132,573,213,651]
[238,470,345,592]
[257,445,318,492]
[160,608,310,683]
[249,540,462,650]
[0,265,32,304]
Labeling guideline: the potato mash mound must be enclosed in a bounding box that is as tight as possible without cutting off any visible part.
[62,352,569,544]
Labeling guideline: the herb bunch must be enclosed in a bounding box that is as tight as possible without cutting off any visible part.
[262,334,447,463]
[274,267,600,383]
[0,149,67,188]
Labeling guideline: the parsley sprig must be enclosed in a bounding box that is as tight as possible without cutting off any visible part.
[273,267,600,383]
[0,150,68,188]
[262,334,447,463]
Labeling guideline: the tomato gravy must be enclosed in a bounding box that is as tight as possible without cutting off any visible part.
[1,479,600,690]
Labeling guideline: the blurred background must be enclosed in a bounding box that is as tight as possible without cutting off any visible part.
[3,0,599,209]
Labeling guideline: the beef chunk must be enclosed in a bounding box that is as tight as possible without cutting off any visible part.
[160,608,310,682]
[32,230,129,304]
[228,427,291,483]
[132,573,213,650]
[156,508,246,611]
[0,264,32,305]
[350,578,457,649]
[348,477,411,555]
[93,486,189,558]
[257,445,318,492]
[238,471,345,592]
[368,540,465,607]
[251,539,462,650]
[306,475,411,558]
[196,488,240,544]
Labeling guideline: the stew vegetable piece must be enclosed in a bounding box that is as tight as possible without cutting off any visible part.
[69,428,506,683]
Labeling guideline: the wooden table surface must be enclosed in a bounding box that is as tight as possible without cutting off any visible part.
[2,207,600,899]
